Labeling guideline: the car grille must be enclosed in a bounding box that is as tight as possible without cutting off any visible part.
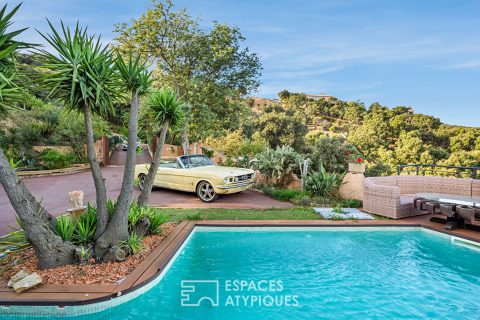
[235,174,253,182]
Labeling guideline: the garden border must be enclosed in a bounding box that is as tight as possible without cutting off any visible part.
[1,215,480,307]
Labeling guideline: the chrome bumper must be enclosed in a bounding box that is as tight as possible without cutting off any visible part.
[217,180,254,190]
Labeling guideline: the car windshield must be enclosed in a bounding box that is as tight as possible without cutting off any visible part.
[179,155,215,168]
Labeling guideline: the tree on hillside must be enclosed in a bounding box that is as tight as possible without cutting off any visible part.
[137,89,184,207]
[113,0,261,151]
[38,22,120,247]
[255,105,308,151]
[0,4,76,269]
[94,53,152,257]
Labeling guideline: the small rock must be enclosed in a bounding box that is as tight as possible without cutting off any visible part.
[12,273,42,293]
[7,269,29,288]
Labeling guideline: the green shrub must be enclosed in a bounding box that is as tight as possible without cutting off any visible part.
[128,202,148,231]
[261,186,306,201]
[147,210,169,234]
[309,136,361,174]
[40,148,77,170]
[56,215,74,242]
[339,198,363,208]
[304,164,344,197]
[122,233,144,255]
[332,204,344,214]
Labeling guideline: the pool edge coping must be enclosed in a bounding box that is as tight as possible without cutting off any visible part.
[1,217,480,308]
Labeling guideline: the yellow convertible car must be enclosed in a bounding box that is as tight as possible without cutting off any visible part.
[135,154,256,202]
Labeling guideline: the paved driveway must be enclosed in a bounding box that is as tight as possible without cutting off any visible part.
[0,164,292,235]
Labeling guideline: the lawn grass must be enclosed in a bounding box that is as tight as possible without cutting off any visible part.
[162,207,321,221]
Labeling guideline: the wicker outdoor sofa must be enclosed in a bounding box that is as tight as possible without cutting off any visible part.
[363,176,480,219]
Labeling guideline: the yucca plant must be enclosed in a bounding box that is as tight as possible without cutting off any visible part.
[37,21,121,243]
[55,215,74,242]
[137,88,184,207]
[100,52,153,255]
[304,164,345,198]
[0,3,32,114]
[0,4,77,269]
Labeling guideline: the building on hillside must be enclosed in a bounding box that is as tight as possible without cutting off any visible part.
[305,93,334,101]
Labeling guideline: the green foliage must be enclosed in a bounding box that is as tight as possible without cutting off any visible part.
[304,164,345,197]
[147,88,184,128]
[255,105,307,151]
[55,215,75,242]
[147,210,169,234]
[309,136,360,173]
[74,207,97,245]
[260,185,307,202]
[115,51,152,95]
[339,198,363,208]
[121,233,144,255]
[38,21,120,114]
[254,145,305,187]
[39,148,77,169]
[332,204,344,214]
[0,230,29,255]
[107,199,116,217]
[127,201,147,230]
[205,130,268,161]
[0,3,33,114]
[114,0,261,141]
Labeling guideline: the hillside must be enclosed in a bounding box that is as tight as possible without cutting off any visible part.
[245,90,480,176]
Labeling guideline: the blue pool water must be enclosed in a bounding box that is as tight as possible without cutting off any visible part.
[2,227,480,319]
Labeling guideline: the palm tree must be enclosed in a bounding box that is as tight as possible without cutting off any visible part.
[38,21,120,243]
[137,88,184,207]
[0,4,75,269]
[94,52,152,258]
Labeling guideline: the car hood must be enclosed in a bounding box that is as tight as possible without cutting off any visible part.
[187,165,253,177]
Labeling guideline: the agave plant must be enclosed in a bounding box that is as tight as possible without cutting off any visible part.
[304,164,345,197]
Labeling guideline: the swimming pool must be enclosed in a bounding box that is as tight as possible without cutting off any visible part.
[1,226,480,319]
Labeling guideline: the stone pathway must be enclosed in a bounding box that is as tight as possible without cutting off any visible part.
[314,208,375,220]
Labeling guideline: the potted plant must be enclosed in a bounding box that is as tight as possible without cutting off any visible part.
[344,147,365,173]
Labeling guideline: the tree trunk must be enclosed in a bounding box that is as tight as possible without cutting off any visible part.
[0,148,75,269]
[181,128,190,155]
[94,92,138,258]
[137,119,169,207]
[82,103,109,240]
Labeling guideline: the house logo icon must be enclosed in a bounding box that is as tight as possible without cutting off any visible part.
[180,280,220,307]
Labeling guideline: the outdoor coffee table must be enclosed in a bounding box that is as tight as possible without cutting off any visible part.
[416,193,480,229]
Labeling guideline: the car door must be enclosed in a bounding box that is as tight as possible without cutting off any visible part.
[155,160,186,190]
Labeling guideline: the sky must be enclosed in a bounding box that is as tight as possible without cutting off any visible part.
[9,0,480,127]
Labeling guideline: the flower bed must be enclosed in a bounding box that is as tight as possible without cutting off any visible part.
[0,222,176,286]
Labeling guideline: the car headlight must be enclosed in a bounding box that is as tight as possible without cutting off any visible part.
[234,176,239,182]
[223,177,229,184]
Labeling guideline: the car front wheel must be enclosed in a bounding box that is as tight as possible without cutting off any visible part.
[197,181,218,202]
[138,174,146,191]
